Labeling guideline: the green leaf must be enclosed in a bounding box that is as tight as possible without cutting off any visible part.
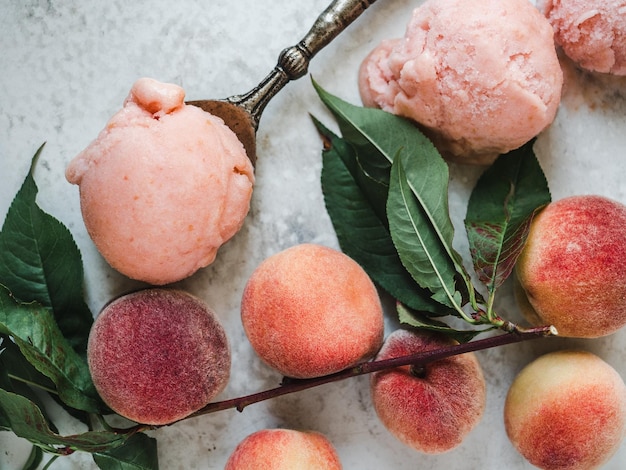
[0,366,11,430]
[314,116,390,223]
[0,144,93,354]
[0,333,57,394]
[0,388,128,455]
[0,286,102,413]
[0,338,60,433]
[465,140,551,293]
[312,82,486,324]
[387,151,468,311]
[1,334,94,428]
[315,118,452,315]
[313,82,470,315]
[93,433,159,470]
[397,303,486,343]
[313,78,414,185]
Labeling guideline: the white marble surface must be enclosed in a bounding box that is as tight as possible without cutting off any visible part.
[1,1,626,469]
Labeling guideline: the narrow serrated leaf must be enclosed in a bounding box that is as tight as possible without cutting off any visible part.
[0,388,127,454]
[0,333,57,393]
[0,144,93,354]
[0,339,59,432]
[465,140,551,292]
[93,433,159,470]
[387,152,466,310]
[312,82,474,313]
[315,118,453,315]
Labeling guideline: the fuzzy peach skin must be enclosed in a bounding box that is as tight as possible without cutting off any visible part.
[504,350,626,470]
[66,77,254,285]
[370,329,486,454]
[87,288,230,425]
[358,0,563,165]
[241,243,384,379]
[515,195,626,338]
[224,429,342,470]
[538,0,626,75]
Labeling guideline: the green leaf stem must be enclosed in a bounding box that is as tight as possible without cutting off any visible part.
[21,445,44,470]
[397,303,487,343]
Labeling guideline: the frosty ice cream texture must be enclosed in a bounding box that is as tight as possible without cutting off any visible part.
[358,0,563,164]
[66,78,254,285]
[539,0,626,75]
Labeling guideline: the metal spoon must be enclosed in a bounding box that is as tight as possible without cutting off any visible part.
[188,0,378,165]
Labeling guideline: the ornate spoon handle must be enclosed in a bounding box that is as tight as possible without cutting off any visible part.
[228,0,378,128]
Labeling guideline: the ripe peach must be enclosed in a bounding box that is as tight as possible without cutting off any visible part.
[504,350,626,470]
[515,195,626,337]
[370,329,486,454]
[87,288,230,425]
[224,429,342,470]
[240,243,384,379]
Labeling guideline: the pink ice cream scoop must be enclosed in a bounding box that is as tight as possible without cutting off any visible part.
[539,0,626,75]
[66,78,254,285]
[358,0,563,165]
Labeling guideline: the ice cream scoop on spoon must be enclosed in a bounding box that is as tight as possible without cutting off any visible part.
[66,0,377,285]
[188,0,378,165]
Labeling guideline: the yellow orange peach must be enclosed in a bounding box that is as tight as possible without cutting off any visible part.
[504,350,626,470]
[241,243,384,379]
[224,429,342,470]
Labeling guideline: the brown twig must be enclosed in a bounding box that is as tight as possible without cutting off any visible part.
[182,324,555,421]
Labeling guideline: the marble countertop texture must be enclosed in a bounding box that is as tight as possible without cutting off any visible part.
[1,0,626,469]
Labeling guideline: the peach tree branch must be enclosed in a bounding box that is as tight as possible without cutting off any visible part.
[183,325,556,420]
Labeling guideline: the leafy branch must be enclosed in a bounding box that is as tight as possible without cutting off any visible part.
[185,323,554,419]
[312,79,552,337]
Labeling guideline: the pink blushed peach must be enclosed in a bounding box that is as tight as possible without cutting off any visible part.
[370,329,486,454]
[87,288,230,425]
[515,195,626,338]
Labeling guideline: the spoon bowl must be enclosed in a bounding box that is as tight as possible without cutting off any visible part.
[188,0,378,165]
